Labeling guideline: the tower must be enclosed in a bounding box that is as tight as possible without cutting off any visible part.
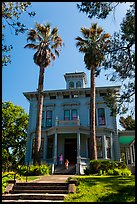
[64,72,87,89]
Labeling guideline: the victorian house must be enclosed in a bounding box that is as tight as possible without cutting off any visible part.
[24,72,122,174]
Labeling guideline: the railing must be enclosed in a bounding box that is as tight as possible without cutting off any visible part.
[76,157,90,175]
[56,119,80,127]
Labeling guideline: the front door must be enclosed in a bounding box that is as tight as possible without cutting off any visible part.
[64,138,77,164]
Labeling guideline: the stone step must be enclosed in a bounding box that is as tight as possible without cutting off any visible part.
[12,189,68,194]
[2,200,64,202]
[54,165,76,175]
[2,193,67,201]
[15,182,68,186]
[13,185,68,190]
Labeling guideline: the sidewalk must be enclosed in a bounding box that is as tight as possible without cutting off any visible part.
[30,174,75,183]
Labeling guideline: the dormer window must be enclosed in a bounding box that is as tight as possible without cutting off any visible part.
[76,81,81,88]
[69,81,74,89]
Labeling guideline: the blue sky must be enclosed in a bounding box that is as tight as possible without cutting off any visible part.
[2,2,131,129]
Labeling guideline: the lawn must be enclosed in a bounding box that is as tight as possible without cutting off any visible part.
[64,175,135,202]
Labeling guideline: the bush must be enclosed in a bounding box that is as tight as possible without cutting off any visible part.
[17,164,51,176]
[84,160,129,176]
[2,172,22,193]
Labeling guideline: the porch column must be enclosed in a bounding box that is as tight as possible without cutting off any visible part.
[130,146,133,164]
[110,132,113,160]
[132,143,135,163]
[103,135,107,159]
[77,131,81,174]
[53,131,58,165]
[126,148,129,165]
[77,132,81,159]
[85,136,88,158]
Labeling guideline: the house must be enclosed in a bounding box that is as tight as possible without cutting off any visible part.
[118,130,135,161]
[23,72,121,174]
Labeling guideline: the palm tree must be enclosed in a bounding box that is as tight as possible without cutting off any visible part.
[76,23,110,160]
[24,22,63,165]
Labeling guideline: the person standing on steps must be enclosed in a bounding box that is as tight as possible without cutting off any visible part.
[65,159,69,170]
[59,153,63,165]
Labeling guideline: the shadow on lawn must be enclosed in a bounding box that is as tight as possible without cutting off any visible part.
[97,185,135,202]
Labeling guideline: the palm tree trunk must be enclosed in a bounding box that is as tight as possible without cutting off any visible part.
[34,66,45,165]
[89,67,97,160]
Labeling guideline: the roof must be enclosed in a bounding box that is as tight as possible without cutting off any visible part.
[119,136,134,145]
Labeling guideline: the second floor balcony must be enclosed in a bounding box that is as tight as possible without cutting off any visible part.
[55,117,80,127]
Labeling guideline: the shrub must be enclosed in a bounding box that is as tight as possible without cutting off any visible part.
[17,164,51,176]
[107,169,114,175]
[2,172,22,193]
[84,160,129,176]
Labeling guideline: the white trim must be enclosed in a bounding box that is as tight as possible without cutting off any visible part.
[97,107,107,127]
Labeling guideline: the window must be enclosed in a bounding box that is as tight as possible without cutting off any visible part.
[71,109,77,120]
[100,92,106,97]
[47,137,53,159]
[76,81,81,88]
[97,136,103,158]
[98,108,106,125]
[69,81,74,89]
[72,94,78,98]
[63,95,70,99]
[50,95,56,99]
[64,110,70,120]
[106,136,111,158]
[86,93,90,97]
[46,110,52,127]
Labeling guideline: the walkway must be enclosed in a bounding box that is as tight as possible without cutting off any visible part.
[30,174,75,183]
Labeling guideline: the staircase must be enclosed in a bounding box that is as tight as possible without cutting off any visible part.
[54,164,76,175]
[2,182,68,202]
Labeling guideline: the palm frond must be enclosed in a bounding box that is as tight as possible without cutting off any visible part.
[27,29,42,42]
[97,27,103,35]
[80,27,90,38]
[54,49,60,57]
[51,27,58,36]
[24,44,39,49]
[51,52,56,60]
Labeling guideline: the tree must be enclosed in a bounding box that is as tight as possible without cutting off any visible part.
[75,23,111,160]
[2,2,35,67]
[77,2,135,116]
[119,115,135,130]
[24,22,63,165]
[2,102,28,172]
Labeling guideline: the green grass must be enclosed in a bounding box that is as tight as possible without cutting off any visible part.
[64,175,135,202]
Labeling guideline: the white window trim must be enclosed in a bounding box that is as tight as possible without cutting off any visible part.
[97,107,107,127]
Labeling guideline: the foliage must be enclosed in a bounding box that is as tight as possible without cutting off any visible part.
[77,2,124,19]
[75,23,111,74]
[112,168,131,176]
[119,115,135,130]
[2,101,28,172]
[64,175,135,202]
[2,171,38,194]
[17,164,51,176]
[77,2,135,117]
[84,160,127,175]
[2,2,36,67]
[24,22,64,68]
[2,171,22,193]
